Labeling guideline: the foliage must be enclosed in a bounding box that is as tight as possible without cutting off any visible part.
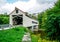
[0,14,9,24]
[38,13,43,28]
[31,34,38,42]
[38,12,47,29]
[31,34,58,42]
[38,0,60,41]
[0,26,27,42]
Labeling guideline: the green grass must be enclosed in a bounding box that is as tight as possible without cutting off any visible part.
[0,26,27,42]
[31,34,59,42]
[31,34,38,42]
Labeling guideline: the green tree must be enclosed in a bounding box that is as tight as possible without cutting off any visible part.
[38,0,60,41]
[0,14,9,24]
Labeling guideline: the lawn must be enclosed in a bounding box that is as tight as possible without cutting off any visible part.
[0,26,27,42]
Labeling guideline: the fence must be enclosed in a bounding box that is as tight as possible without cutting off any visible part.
[0,24,22,30]
[0,24,12,30]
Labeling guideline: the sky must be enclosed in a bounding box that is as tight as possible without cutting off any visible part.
[0,0,57,14]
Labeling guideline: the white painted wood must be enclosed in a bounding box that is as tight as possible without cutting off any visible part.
[10,15,13,25]
[9,7,38,31]
[23,14,38,27]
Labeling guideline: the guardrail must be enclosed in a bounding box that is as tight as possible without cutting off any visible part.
[0,24,22,30]
[0,24,12,30]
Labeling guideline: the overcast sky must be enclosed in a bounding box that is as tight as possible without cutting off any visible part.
[0,0,57,14]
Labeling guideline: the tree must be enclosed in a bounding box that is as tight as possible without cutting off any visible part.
[0,14,9,24]
[38,0,60,41]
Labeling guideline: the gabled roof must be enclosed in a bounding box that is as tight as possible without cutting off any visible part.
[9,7,38,21]
[9,7,26,15]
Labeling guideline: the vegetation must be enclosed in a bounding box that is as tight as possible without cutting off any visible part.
[0,26,27,42]
[31,34,58,42]
[0,14,9,24]
[31,34,38,42]
[38,0,60,41]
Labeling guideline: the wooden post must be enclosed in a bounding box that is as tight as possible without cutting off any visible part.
[31,26,34,32]
[1,27,4,30]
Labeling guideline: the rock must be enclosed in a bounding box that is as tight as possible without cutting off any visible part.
[22,32,31,42]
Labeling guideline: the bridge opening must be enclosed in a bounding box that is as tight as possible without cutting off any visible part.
[12,15,23,25]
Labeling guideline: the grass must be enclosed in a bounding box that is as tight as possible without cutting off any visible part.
[31,34,38,42]
[0,26,27,42]
[0,26,59,42]
[31,34,59,42]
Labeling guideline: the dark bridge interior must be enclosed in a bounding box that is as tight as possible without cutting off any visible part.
[13,15,23,25]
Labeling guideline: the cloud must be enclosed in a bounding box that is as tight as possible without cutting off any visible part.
[0,0,7,6]
[0,0,57,14]
[37,0,57,4]
[28,3,54,13]
[0,3,15,13]
[0,0,37,14]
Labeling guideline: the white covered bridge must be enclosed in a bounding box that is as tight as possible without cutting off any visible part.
[9,7,38,31]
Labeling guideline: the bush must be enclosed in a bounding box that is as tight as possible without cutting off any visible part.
[0,15,9,24]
